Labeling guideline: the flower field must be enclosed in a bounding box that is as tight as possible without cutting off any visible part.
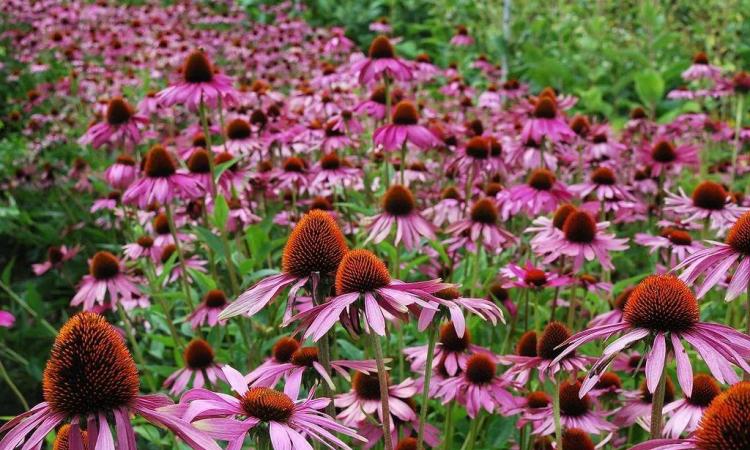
[2,1,750,449]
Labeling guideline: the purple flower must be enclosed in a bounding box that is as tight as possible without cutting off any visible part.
[78,97,147,150]
[351,35,412,84]
[164,339,228,396]
[157,50,236,112]
[372,100,439,151]
[364,184,436,249]
[123,145,202,208]
[71,251,141,311]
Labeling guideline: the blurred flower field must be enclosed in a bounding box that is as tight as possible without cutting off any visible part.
[1,1,750,449]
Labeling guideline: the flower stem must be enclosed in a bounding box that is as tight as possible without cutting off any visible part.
[145,261,185,351]
[0,358,28,410]
[650,363,668,439]
[312,274,336,417]
[566,284,578,329]
[553,373,563,450]
[417,322,438,450]
[462,411,484,450]
[164,203,196,311]
[730,94,745,188]
[443,400,455,450]
[117,307,157,392]
[0,280,58,337]
[400,141,407,185]
[368,329,394,450]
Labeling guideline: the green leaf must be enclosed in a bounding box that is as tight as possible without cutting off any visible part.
[213,194,229,229]
[634,69,665,107]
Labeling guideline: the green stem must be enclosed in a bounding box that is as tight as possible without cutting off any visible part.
[650,361,668,438]
[731,94,745,188]
[443,401,455,450]
[0,280,57,337]
[417,323,438,450]
[117,307,157,392]
[369,329,394,450]
[400,141,407,185]
[0,358,28,410]
[146,262,185,352]
[461,412,484,450]
[553,374,563,450]
[164,203,197,311]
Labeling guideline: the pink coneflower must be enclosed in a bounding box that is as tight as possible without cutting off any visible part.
[502,261,573,290]
[423,186,464,227]
[122,235,161,262]
[445,198,516,254]
[665,181,748,233]
[449,25,474,46]
[163,339,227,396]
[157,244,207,285]
[534,210,628,271]
[501,169,573,218]
[589,287,634,328]
[321,120,353,152]
[104,154,138,189]
[585,125,627,160]
[635,228,704,268]
[555,275,750,399]
[293,249,444,340]
[674,211,750,300]
[526,203,578,245]
[369,17,392,33]
[0,310,15,328]
[373,100,439,151]
[271,156,310,193]
[78,97,147,149]
[71,251,140,311]
[640,139,699,177]
[526,380,615,435]
[336,372,418,428]
[183,366,364,449]
[500,322,591,383]
[186,148,213,194]
[246,344,377,399]
[219,210,349,320]
[521,96,575,143]
[415,286,505,337]
[364,184,436,249]
[123,144,202,208]
[354,85,392,121]
[352,35,413,84]
[362,414,441,450]
[681,51,722,82]
[663,374,721,438]
[571,166,636,203]
[434,353,515,418]
[0,313,219,450]
[310,152,361,193]
[188,289,229,328]
[630,381,750,450]
[157,50,236,111]
[404,321,497,376]
[613,378,676,429]
[32,245,79,275]
[221,118,256,155]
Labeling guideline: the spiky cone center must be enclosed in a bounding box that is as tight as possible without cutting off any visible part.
[392,100,419,125]
[106,98,133,126]
[470,198,498,225]
[203,289,227,308]
[115,154,136,166]
[516,331,538,357]
[693,51,709,65]
[382,184,416,216]
[89,251,120,280]
[226,118,251,140]
[370,86,387,104]
[591,167,616,185]
[651,140,677,163]
[281,210,348,278]
[250,109,267,126]
[669,229,693,246]
[160,244,177,264]
[695,381,750,449]
[526,391,550,408]
[727,212,750,254]
[595,372,622,390]
[559,380,591,417]
[136,235,154,249]
[552,203,577,230]
[395,437,418,450]
[692,181,728,210]
[320,152,341,170]
[563,211,597,244]
[282,156,306,173]
[353,372,384,400]
[465,136,489,159]
[214,152,234,168]
[240,387,295,422]
[272,337,300,363]
[435,286,460,300]
[441,186,461,201]
[489,283,508,302]
[533,97,557,119]
[465,353,496,385]
[439,322,471,352]
[561,428,595,450]
[183,50,214,83]
[310,196,333,211]
[335,249,391,295]
[640,377,675,403]
[524,268,548,287]
[503,79,520,90]
[43,313,140,416]
[184,339,214,370]
[187,149,211,174]
[369,35,395,59]
[192,133,207,148]
[153,213,171,235]
[537,321,572,360]
[53,424,89,450]
[290,346,319,367]
[527,168,556,191]
[623,275,700,333]
[48,246,64,263]
[689,374,721,407]
[144,145,176,178]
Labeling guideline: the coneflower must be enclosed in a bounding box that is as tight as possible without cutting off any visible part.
[163,339,227,395]
[352,35,413,84]
[157,49,236,111]
[364,184,436,250]
[123,144,202,208]
[78,97,147,149]
[665,180,748,233]
[0,313,219,450]
[70,251,140,311]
